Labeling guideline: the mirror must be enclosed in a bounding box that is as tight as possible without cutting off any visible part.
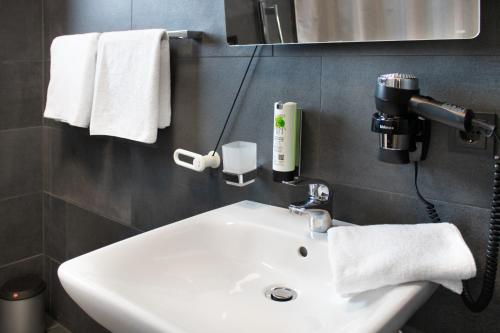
[224,0,480,45]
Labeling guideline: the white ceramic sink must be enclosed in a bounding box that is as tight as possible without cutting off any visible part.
[58,201,436,333]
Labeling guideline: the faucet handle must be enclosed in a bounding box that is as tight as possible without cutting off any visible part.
[283,177,332,203]
[303,209,332,233]
[307,183,330,202]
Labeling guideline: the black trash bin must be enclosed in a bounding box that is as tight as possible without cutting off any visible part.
[0,275,46,333]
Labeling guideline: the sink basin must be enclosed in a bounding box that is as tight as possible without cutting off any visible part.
[58,201,436,333]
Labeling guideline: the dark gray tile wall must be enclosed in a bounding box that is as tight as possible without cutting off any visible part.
[43,194,139,263]
[0,255,44,287]
[0,0,42,61]
[38,0,500,332]
[0,194,42,267]
[44,127,132,223]
[0,62,43,130]
[42,195,136,333]
[43,0,133,59]
[0,128,42,199]
[0,0,44,302]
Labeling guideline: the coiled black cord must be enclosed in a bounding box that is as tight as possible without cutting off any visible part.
[414,162,441,223]
[461,154,500,312]
[414,134,500,312]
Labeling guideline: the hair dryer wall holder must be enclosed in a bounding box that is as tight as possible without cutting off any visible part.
[411,117,431,162]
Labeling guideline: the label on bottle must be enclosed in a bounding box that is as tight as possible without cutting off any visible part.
[273,102,297,173]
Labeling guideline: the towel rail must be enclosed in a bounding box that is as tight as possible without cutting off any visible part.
[166,30,203,40]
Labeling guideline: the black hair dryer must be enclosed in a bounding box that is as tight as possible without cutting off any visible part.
[371,73,495,164]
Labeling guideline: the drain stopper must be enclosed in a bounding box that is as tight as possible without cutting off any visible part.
[265,287,297,302]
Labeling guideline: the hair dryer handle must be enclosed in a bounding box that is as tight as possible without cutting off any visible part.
[409,95,474,132]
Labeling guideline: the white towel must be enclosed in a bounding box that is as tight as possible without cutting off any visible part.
[90,29,171,143]
[44,33,100,127]
[328,223,476,296]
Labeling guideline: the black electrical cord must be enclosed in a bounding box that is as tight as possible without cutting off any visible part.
[462,154,500,312]
[414,133,500,313]
[211,46,259,156]
[414,161,441,223]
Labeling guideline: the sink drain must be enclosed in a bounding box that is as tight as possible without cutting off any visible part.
[265,286,297,302]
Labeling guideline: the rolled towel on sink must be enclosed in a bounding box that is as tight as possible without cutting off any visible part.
[327,223,476,296]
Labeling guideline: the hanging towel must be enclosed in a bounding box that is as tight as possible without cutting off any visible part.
[89,29,171,143]
[44,33,100,127]
[327,223,477,296]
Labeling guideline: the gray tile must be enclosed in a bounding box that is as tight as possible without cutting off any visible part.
[43,195,65,262]
[130,145,217,231]
[332,184,421,226]
[45,126,132,224]
[131,56,321,230]
[409,287,500,333]
[216,56,322,176]
[319,55,500,208]
[274,1,500,57]
[42,127,50,192]
[331,184,491,255]
[167,56,322,155]
[209,171,308,215]
[0,0,42,61]
[0,127,42,199]
[130,141,307,231]
[131,0,271,57]
[0,254,44,286]
[0,61,43,130]
[46,258,109,333]
[209,56,323,207]
[44,194,138,262]
[129,57,252,226]
[169,57,251,153]
[44,0,132,58]
[0,194,42,267]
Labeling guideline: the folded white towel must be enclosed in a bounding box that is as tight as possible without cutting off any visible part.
[327,223,476,296]
[44,33,100,127]
[90,29,171,143]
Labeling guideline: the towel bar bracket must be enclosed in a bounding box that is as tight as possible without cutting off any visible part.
[166,30,203,40]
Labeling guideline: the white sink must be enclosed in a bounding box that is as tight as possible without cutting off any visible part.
[58,201,436,333]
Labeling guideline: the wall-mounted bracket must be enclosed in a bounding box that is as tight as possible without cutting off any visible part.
[166,30,203,40]
[448,113,496,157]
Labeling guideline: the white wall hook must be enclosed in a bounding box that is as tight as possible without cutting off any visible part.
[173,149,220,172]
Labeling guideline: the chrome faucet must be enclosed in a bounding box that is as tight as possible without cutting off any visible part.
[285,178,333,233]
